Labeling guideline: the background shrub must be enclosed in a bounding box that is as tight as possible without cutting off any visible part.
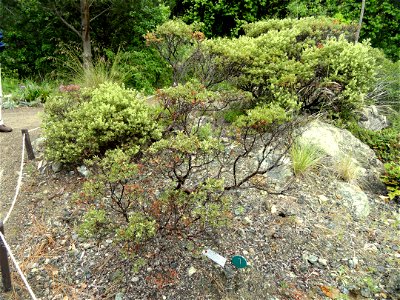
[196,17,378,119]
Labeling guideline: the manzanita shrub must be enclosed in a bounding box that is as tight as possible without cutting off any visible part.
[79,81,305,254]
[43,82,161,164]
[205,17,379,118]
[148,17,381,120]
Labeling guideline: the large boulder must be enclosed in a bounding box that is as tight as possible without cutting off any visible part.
[358,105,390,131]
[300,120,385,193]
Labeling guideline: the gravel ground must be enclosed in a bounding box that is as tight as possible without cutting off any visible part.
[0,107,399,300]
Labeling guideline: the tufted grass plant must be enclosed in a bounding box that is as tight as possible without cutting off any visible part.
[335,155,360,182]
[290,140,325,176]
[57,45,131,89]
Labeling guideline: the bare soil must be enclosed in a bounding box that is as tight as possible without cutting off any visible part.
[0,106,43,225]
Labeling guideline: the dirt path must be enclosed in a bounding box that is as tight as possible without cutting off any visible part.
[0,106,43,226]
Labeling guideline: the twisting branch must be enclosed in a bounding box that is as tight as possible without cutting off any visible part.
[90,6,111,22]
[54,9,81,38]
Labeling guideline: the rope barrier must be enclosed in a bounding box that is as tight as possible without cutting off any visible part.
[28,127,40,133]
[3,133,25,224]
[0,232,38,299]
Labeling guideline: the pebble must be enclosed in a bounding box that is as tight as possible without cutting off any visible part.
[77,165,90,177]
[243,216,253,225]
[115,292,124,300]
[318,258,328,266]
[52,162,63,173]
[188,266,197,276]
[348,257,359,269]
[131,276,140,283]
[307,255,318,264]
[82,243,91,249]
[318,195,329,203]
[361,288,371,298]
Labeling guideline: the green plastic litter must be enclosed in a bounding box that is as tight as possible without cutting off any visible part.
[231,255,247,268]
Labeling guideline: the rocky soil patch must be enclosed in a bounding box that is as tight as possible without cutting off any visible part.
[0,108,399,300]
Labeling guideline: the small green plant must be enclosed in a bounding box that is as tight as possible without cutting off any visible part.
[335,155,360,182]
[78,208,108,238]
[15,80,53,103]
[116,213,156,244]
[290,140,324,176]
[382,162,400,201]
[223,107,245,123]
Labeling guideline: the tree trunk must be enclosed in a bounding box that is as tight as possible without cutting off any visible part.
[355,0,366,43]
[81,0,92,69]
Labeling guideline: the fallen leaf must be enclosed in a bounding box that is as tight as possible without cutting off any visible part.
[319,285,340,299]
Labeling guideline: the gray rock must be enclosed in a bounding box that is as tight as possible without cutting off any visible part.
[307,255,318,264]
[318,258,328,266]
[131,276,139,283]
[115,292,124,300]
[358,105,390,131]
[77,165,90,177]
[188,266,197,276]
[348,257,359,269]
[32,137,46,152]
[360,288,371,298]
[300,120,385,192]
[336,182,370,218]
[386,273,400,295]
[51,161,63,173]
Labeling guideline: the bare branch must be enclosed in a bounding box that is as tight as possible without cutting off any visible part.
[90,6,111,23]
[54,9,81,38]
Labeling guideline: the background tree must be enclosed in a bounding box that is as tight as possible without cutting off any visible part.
[0,0,170,77]
[171,0,288,37]
[355,0,366,43]
[172,0,400,60]
[284,0,400,59]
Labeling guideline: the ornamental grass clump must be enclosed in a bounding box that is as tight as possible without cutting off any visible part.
[335,155,360,182]
[290,140,325,176]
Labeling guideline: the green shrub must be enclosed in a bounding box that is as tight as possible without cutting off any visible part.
[43,82,161,164]
[78,209,108,238]
[382,162,400,201]
[117,49,172,93]
[77,83,304,251]
[80,147,231,249]
[145,19,204,84]
[200,17,378,119]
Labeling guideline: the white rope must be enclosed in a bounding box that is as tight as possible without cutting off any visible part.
[0,232,38,300]
[3,133,25,224]
[28,127,40,133]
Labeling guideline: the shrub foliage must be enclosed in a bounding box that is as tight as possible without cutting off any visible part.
[78,81,304,252]
[43,82,161,164]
